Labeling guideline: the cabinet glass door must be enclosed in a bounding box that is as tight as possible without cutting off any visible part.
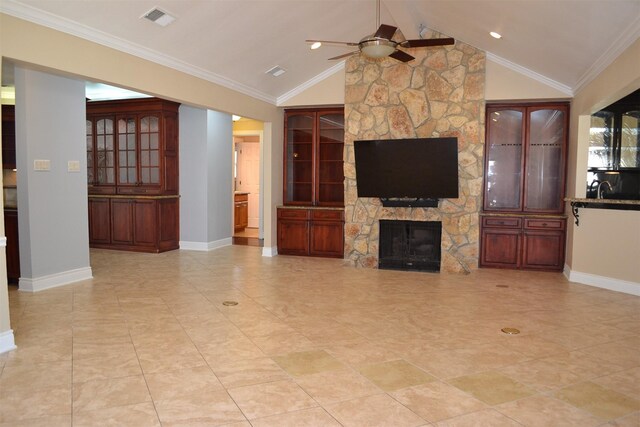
[524,108,566,212]
[94,118,115,185]
[620,110,640,168]
[285,114,314,204]
[87,120,94,185]
[484,109,524,210]
[118,117,137,185]
[317,112,344,205]
[139,115,161,185]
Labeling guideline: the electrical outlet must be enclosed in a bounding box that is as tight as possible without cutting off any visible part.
[34,159,51,171]
[68,160,80,172]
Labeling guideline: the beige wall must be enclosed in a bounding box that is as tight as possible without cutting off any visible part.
[565,38,640,290]
[485,59,571,101]
[279,70,345,107]
[0,13,283,252]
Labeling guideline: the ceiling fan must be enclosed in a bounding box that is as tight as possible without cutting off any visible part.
[306,0,454,62]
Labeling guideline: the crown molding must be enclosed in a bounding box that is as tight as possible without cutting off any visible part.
[276,61,345,106]
[573,14,640,96]
[486,52,573,97]
[0,0,277,105]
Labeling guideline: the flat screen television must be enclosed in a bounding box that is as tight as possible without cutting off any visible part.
[354,137,459,200]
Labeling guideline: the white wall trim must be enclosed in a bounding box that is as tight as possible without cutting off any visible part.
[0,0,277,105]
[573,14,640,95]
[564,264,640,296]
[18,267,93,293]
[277,61,345,106]
[0,330,17,354]
[486,52,573,97]
[262,246,278,257]
[179,237,232,252]
[0,236,6,247]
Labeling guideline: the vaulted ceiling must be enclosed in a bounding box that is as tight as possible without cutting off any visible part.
[2,0,640,104]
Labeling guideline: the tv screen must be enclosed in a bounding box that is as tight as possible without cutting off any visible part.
[354,137,459,199]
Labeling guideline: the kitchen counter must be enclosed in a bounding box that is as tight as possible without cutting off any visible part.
[565,197,640,226]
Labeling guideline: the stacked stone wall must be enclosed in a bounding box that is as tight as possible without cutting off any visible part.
[344,35,486,273]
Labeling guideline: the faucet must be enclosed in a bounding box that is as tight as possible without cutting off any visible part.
[589,179,600,197]
[597,181,613,199]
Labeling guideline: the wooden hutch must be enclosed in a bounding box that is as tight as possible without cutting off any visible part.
[480,102,569,271]
[86,98,179,253]
[277,108,345,258]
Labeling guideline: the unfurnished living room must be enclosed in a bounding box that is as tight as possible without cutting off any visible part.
[0,1,639,426]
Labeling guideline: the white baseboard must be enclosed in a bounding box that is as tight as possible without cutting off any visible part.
[0,330,16,354]
[564,264,640,296]
[262,246,278,257]
[180,238,232,252]
[19,266,93,293]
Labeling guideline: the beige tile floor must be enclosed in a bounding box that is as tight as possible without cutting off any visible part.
[1,246,639,426]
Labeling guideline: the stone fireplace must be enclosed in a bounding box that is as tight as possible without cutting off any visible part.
[343,31,486,273]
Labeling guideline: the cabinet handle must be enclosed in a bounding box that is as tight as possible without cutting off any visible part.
[293,153,299,158]
[542,222,548,227]
[499,221,505,225]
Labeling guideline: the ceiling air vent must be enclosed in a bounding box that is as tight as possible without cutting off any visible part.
[142,7,176,27]
[265,66,286,77]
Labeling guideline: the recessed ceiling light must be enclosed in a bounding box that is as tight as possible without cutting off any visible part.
[265,66,286,77]
[232,115,242,122]
[490,31,502,39]
[310,42,322,50]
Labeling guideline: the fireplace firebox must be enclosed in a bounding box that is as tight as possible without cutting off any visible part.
[379,220,442,272]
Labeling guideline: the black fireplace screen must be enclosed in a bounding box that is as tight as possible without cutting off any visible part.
[379,220,442,272]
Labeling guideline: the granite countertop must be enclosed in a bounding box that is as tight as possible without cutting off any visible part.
[88,194,180,199]
[234,191,249,195]
[565,197,640,206]
[480,212,567,218]
[278,205,344,211]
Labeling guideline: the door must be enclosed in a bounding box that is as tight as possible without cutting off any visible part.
[88,198,111,244]
[111,199,134,244]
[236,141,260,228]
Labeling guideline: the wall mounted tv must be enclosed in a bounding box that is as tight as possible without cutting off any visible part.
[354,137,459,206]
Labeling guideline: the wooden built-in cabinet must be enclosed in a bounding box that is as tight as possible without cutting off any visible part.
[480,102,569,271]
[86,98,180,253]
[234,193,249,232]
[279,108,345,258]
[278,208,344,258]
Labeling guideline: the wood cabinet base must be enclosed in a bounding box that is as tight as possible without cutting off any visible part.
[89,196,179,253]
[277,207,344,258]
[480,215,565,271]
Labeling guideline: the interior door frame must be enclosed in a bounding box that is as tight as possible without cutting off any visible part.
[232,130,264,239]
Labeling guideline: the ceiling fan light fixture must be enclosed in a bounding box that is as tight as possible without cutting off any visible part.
[310,41,322,50]
[360,39,396,58]
[490,31,502,39]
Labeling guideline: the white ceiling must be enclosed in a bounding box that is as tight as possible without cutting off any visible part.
[2,0,640,104]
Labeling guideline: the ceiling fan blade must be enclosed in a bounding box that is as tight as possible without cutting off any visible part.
[389,50,414,62]
[306,39,359,47]
[401,37,455,48]
[374,24,397,40]
[328,51,359,60]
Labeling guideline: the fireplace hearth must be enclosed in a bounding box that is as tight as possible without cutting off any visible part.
[379,220,442,272]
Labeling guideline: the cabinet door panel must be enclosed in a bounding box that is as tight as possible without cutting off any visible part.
[278,220,309,255]
[480,228,520,268]
[88,198,111,244]
[133,200,157,246]
[317,112,344,205]
[310,221,344,258]
[522,231,565,270]
[484,108,524,210]
[524,108,566,212]
[111,200,134,244]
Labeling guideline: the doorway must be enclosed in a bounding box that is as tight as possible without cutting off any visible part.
[232,130,263,247]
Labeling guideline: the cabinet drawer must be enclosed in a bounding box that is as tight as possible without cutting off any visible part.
[234,193,248,202]
[311,209,344,221]
[278,208,309,220]
[524,218,565,230]
[482,216,521,228]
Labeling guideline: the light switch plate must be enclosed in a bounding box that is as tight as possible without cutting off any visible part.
[68,160,80,172]
[34,159,51,171]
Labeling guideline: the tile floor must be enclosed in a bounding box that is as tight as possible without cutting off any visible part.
[1,246,639,426]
